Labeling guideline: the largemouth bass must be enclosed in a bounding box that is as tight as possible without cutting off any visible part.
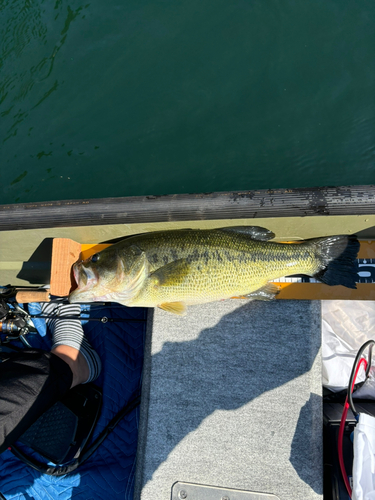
[69,226,359,315]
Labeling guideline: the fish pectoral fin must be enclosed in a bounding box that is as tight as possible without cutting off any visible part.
[158,301,187,316]
[150,259,191,287]
[218,226,275,241]
[244,283,280,301]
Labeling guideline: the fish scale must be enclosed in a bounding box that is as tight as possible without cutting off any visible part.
[133,234,319,307]
[69,227,359,315]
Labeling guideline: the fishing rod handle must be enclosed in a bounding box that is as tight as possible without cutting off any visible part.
[16,291,50,303]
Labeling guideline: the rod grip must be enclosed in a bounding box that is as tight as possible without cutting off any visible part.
[16,290,50,303]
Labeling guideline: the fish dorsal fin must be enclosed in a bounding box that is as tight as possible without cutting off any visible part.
[218,226,275,241]
[243,283,280,301]
[158,301,187,316]
[150,259,191,287]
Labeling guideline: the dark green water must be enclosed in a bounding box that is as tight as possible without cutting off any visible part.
[1,0,374,204]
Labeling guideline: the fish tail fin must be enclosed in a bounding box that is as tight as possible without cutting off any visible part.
[310,235,359,289]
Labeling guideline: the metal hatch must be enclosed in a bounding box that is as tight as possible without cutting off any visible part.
[171,482,280,500]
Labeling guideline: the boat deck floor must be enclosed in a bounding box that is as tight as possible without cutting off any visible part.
[135,299,322,500]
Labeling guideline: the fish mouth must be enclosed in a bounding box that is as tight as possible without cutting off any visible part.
[72,261,98,290]
[73,263,81,287]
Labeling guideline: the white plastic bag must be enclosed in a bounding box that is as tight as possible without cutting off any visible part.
[322,301,375,397]
[352,412,375,500]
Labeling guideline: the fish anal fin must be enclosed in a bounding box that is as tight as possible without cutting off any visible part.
[218,226,275,241]
[244,283,280,301]
[158,301,187,316]
[150,259,191,287]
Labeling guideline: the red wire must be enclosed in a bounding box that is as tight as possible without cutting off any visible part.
[338,357,368,499]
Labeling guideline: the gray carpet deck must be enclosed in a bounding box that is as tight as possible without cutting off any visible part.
[135,299,322,500]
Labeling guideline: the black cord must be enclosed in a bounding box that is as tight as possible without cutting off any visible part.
[29,314,146,323]
[347,339,375,416]
[366,344,374,377]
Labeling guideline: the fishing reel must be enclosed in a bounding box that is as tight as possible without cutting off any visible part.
[0,287,37,345]
[0,301,27,335]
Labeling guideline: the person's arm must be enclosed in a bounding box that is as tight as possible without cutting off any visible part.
[52,345,89,387]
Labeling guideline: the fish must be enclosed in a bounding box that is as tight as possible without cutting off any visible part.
[69,226,360,315]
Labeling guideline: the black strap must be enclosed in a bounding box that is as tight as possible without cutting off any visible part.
[11,393,141,476]
[0,343,23,353]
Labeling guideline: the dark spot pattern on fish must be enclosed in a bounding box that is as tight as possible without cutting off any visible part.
[171,249,178,261]
[242,250,297,263]
[152,253,159,264]
[215,250,223,262]
[163,255,169,265]
[224,250,234,262]
[202,250,210,265]
[186,249,200,264]
[238,252,246,263]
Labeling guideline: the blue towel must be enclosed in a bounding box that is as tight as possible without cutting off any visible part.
[0,303,146,500]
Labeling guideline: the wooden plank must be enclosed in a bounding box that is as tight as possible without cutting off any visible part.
[80,244,111,260]
[49,238,82,296]
[276,282,375,300]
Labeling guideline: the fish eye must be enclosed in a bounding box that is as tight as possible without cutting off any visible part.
[91,253,100,263]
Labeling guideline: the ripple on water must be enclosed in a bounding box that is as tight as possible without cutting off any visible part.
[0,0,88,148]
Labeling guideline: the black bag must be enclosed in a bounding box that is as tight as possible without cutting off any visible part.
[0,348,73,455]
[16,383,102,465]
[11,387,140,476]
[0,347,140,476]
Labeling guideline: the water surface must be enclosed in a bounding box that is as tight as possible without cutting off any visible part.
[1,0,374,204]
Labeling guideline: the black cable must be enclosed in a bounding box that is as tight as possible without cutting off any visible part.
[347,339,375,416]
[366,344,374,377]
[29,314,146,323]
